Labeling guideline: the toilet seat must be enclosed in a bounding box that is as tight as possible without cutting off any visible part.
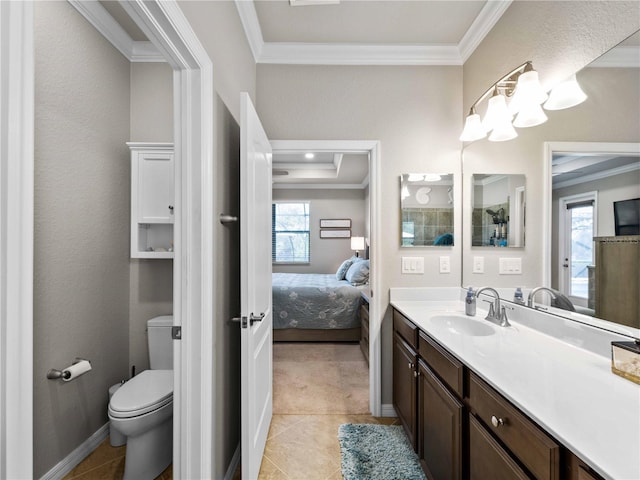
[109,370,173,419]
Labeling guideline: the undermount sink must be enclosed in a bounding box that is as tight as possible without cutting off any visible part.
[430,314,496,336]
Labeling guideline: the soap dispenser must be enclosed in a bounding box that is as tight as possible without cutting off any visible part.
[514,287,525,305]
[465,287,476,316]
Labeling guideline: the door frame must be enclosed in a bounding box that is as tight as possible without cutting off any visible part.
[270,139,382,416]
[0,1,217,478]
[542,142,640,289]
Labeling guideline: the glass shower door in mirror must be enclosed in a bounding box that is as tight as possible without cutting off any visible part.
[400,173,454,246]
[472,174,526,247]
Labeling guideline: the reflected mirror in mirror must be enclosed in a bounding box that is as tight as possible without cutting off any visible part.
[472,174,526,247]
[401,173,454,246]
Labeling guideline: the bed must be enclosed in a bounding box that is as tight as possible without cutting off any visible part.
[272,272,365,342]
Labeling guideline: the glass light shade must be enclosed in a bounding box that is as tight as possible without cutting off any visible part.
[460,113,486,142]
[488,119,518,142]
[508,70,548,115]
[513,102,548,128]
[482,94,512,133]
[351,236,365,251]
[423,173,442,182]
[401,185,410,200]
[544,74,588,110]
[407,174,424,182]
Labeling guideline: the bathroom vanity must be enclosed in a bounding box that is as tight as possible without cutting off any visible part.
[390,288,640,480]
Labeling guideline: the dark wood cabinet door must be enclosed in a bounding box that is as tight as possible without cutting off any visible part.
[469,414,529,480]
[393,332,417,450]
[418,360,463,480]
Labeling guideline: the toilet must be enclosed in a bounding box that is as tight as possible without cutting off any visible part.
[108,315,173,480]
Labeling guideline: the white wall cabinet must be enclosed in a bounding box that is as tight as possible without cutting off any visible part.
[128,142,174,259]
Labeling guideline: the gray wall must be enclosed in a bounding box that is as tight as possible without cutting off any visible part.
[273,189,367,274]
[129,62,174,373]
[33,2,131,477]
[461,1,640,287]
[257,64,463,404]
[178,1,256,476]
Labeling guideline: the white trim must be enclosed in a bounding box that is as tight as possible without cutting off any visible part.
[233,0,264,62]
[272,183,367,190]
[224,444,241,480]
[120,2,215,478]
[458,0,513,62]
[69,0,164,63]
[552,162,640,190]
[259,43,462,66]
[542,142,640,289]
[234,0,509,65]
[0,2,34,478]
[380,404,398,418]
[39,424,109,480]
[271,140,382,416]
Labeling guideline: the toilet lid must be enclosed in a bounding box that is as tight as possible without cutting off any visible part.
[109,370,173,418]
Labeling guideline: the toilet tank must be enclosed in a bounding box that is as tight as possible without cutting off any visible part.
[147,315,174,369]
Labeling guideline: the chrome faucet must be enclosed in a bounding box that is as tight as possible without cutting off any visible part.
[527,286,557,309]
[475,287,510,327]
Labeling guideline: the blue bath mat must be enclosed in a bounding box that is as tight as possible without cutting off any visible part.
[338,424,426,480]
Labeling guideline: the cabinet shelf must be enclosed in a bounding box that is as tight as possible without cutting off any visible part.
[128,142,174,259]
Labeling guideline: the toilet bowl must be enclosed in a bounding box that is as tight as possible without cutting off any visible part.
[109,369,173,480]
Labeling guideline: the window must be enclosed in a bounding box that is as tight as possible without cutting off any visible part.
[272,202,310,263]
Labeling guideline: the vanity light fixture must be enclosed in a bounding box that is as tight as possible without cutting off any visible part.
[460,61,587,143]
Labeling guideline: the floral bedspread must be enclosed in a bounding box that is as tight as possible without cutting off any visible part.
[272,273,362,330]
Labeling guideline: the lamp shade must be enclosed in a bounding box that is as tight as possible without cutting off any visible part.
[482,93,512,133]
[460,112,486,142]
[513,102,548,128]
[544,74,587,110]
[488,119,518,142]
[351,236,365,251]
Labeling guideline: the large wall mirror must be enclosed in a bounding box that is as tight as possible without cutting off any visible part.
[401,173,454,246]
[462,30,640,336]
[472,174,525,247]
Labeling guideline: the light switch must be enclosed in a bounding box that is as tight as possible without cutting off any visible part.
[402,256,424,274]
[499,257,522,275]
[439,256,451,274]
[473,256,484,274]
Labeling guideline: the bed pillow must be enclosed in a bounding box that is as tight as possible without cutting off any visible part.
[345,259,370,286]
[335,259,354,280]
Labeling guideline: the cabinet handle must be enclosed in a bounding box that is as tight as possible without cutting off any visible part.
[408,362,414,370]
[168,205,174,211]
[491,415,505,428]
[413,370,418,378]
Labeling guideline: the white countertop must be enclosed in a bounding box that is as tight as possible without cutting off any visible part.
[390,291,640,480]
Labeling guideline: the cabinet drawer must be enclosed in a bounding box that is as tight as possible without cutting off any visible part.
[469,414,529,480]
[393,309,418,350]
[468,373,561,480]
[419,331,464,397]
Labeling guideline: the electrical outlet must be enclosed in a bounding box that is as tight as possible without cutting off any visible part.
[473,256,484,273]
[439,256,451,274]
[499,257,522,274]
[402,257,424,274]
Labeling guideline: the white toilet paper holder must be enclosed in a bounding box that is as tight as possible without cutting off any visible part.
[47,357,91,380]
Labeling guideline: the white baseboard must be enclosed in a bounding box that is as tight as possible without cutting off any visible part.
[39,423,109,480]
[224,443,241,480]
[380,403,397,417]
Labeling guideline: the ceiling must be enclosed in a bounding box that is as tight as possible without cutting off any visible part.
[272,152,369,189]
[552,154,640,189]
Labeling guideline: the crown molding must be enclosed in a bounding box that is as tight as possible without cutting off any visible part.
[553,162,640,190]
[235,0,510,65]
[458,0,513,62]
[68,0,163,63]
[588,45,640,68]
[260,42,462,65]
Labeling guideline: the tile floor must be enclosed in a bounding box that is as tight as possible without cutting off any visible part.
[64,343,389,479]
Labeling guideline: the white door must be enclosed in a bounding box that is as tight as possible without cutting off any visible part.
[240,92,273,479]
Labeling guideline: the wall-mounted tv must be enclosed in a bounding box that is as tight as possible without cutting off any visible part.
[614,198,640,236]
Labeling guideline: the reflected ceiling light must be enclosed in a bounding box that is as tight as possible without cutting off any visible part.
[401,185,410,200]
[423,173,442,182]
[407,174,424,182]
[544,74,588,110]
[304,152,315,159]
[460,61,586,143]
